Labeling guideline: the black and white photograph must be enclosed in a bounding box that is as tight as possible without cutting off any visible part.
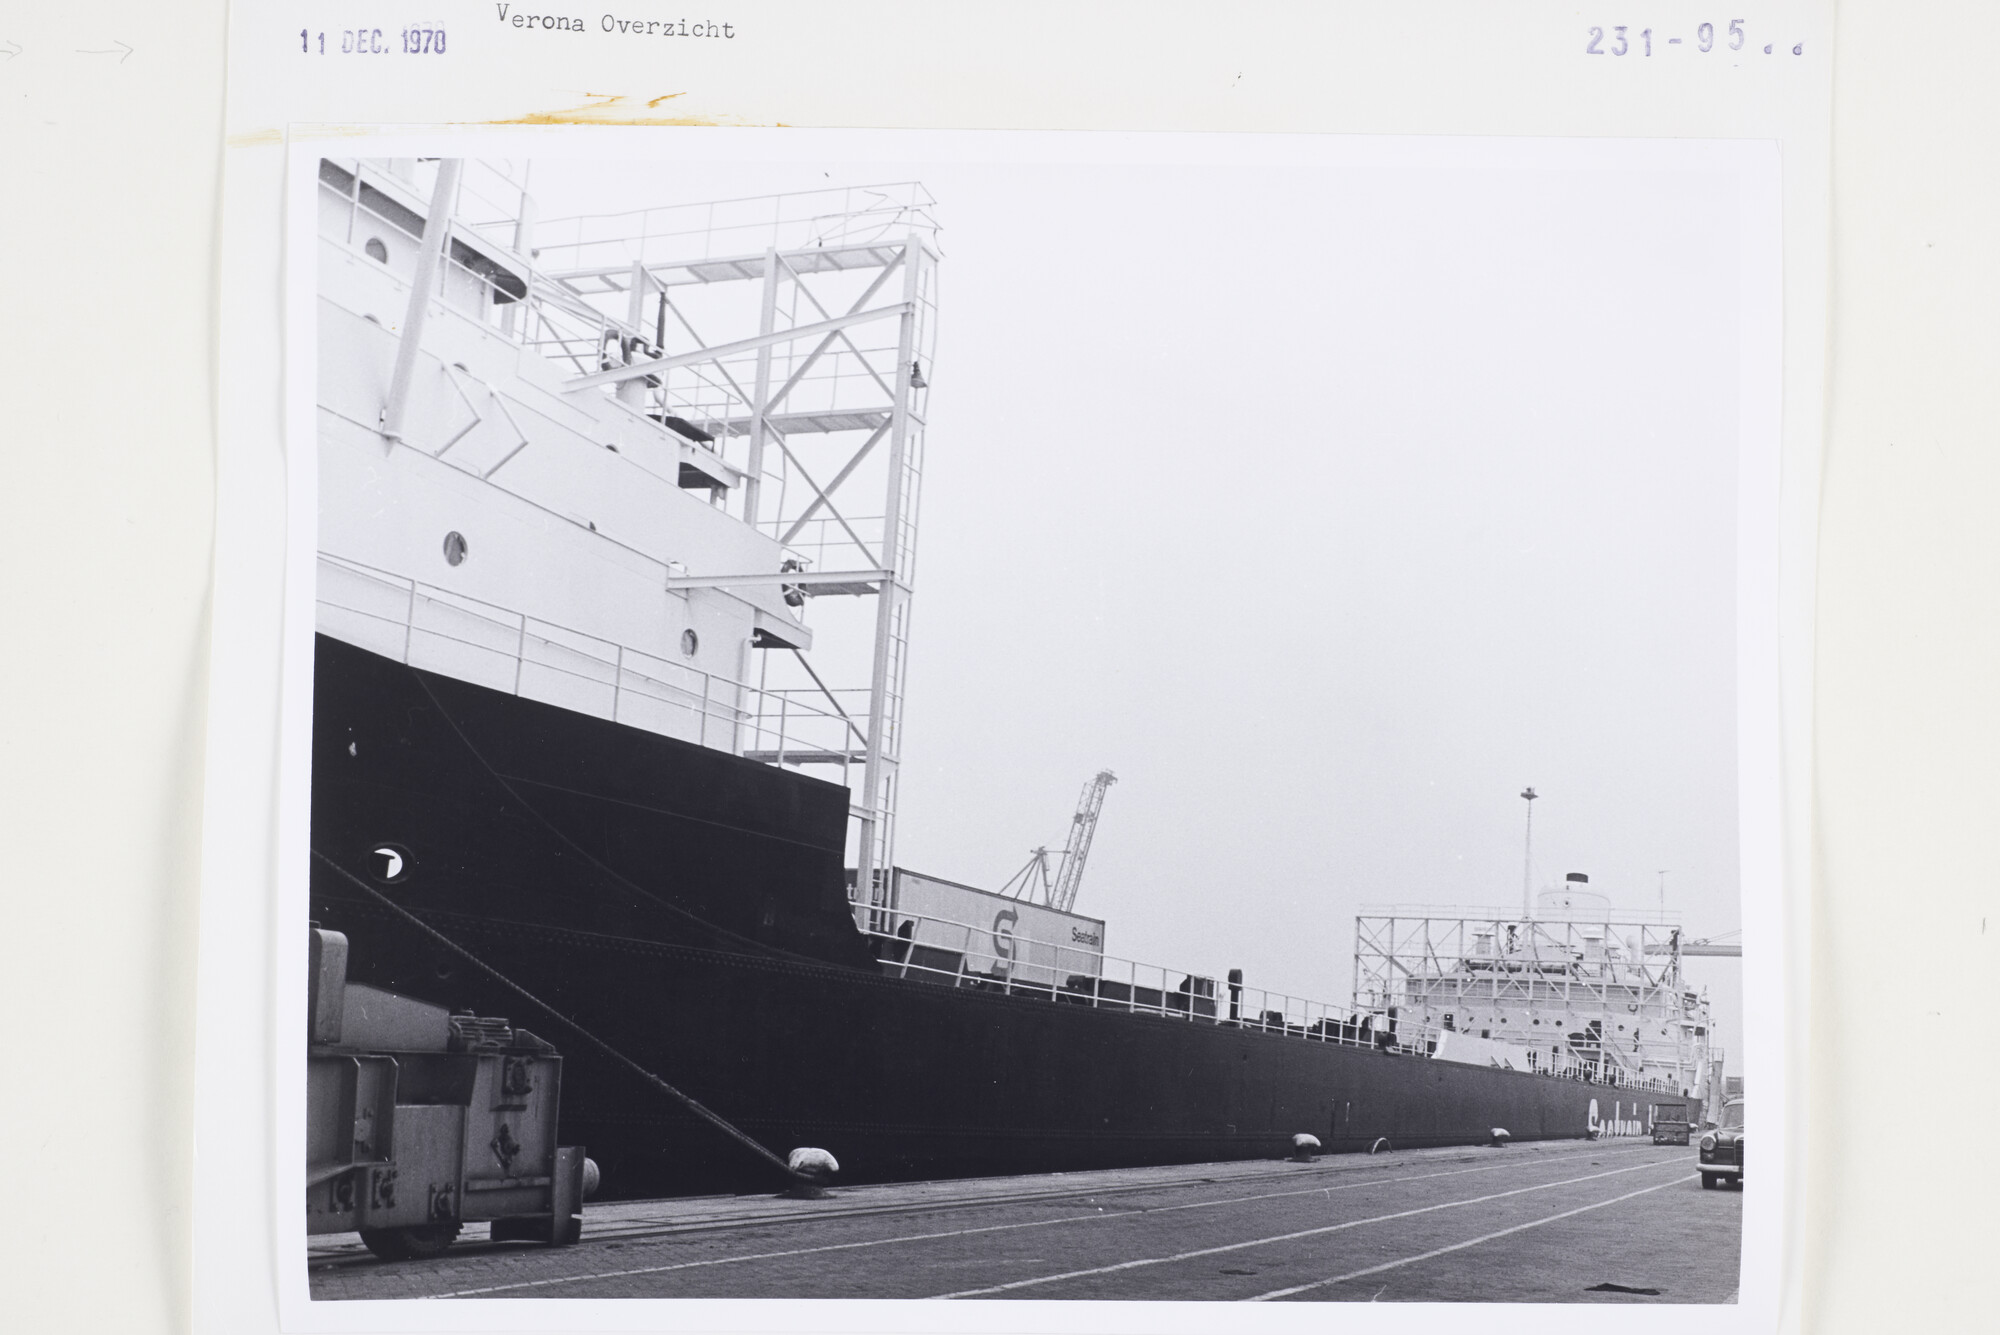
[288,130,1781,1316]
[42,4,2000,1333]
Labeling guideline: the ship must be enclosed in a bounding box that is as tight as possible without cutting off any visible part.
[306,157,1726,1202]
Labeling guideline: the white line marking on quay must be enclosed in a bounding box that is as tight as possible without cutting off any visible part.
[1245,1173,1697,1300]
[425,1151,1666,1298]
[563,1140,1659,1246]
[930,1156,1693,1299]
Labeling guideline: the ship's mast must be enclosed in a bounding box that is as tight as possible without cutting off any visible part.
[327,163,940,930]
[381,159,463,444]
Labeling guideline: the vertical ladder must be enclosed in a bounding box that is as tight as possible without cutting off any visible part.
[852,234,934,923]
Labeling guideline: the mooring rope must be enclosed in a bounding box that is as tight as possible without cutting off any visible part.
[310,847,804,1184]
[404,668,833,967]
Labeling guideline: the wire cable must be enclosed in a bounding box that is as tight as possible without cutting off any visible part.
[312,846,804,1184]
[403,666,837,967]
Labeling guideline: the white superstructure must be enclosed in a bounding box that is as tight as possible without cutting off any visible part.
[1354,881,1717,1097]
[313,158,940,895]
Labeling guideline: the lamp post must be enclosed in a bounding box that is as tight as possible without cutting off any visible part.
[1520,787,1538,920]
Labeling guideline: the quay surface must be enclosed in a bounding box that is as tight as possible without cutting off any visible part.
[308,1137,1739,1303]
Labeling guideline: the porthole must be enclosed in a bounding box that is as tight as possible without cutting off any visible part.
[364,236,389,263]
[680,628,699,657]
[442,530,468,566]
[370,844,412,884]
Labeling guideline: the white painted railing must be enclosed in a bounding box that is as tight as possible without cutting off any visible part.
[1358,903,1684,926]
[317,553,858,772]
[857,905,1685,1094]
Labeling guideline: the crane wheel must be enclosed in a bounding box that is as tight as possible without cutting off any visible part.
[360,1223,462,1261]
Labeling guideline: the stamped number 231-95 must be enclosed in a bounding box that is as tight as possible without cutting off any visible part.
[1587,19,1805,58]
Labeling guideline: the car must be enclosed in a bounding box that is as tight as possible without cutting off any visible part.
[1699,1097,1745,1189]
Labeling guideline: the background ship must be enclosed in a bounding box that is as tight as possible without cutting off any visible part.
[307,158,1729,1200]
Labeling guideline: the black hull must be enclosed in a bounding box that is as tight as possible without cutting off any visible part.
[309,635,1655,1200]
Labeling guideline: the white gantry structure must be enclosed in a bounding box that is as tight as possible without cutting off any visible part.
[315,158,939,916]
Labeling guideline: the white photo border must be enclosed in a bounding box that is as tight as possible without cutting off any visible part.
[274,124,1790,1333]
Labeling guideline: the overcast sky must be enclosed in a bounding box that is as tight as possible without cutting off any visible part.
[526,142,1751,1063]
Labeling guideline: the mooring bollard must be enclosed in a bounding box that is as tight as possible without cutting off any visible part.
[783,1147,839,1198]
[1291,1132,1321,1162]
[1488,1127,1512,1148]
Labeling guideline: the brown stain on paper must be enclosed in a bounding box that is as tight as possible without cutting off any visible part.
[229,125,389,147]
[483,92,729,127]
[225,95,765,149]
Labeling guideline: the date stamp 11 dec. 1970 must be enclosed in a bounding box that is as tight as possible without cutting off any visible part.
[297,9,740,59]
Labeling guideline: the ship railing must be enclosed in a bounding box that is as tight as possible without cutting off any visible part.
[321,159,544,339]
[1519,1055,1681,1094]
[333,158,533,238]
[492,181,932,440]
[859,905,1694,1093]
[523,182,940,274]
[1357,903,1684,926]
[321,163,925,526]
[317,163,710,447]
[761,515,891,574]
[857,906,1442,1055]
[321,164,614,360]
[1401,1022,1688,1095]
[317,553,862,767]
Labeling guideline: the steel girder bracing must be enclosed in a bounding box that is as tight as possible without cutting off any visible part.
[850,238,931,924]
[1352,910,1705,1089]
[1049,771,1117,914]
[532,190,940,928]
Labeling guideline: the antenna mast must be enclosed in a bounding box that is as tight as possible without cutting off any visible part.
[1520,786,1538,920]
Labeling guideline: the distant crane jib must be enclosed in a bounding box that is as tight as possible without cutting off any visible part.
[1050,770,1116,914]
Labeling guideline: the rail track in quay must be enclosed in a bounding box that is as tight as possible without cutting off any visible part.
[308,1137,1740,1303]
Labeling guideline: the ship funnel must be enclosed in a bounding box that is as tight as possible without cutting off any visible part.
[1538,873,1610,917]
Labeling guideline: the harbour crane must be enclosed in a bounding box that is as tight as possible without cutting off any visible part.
[999,770,1118,913]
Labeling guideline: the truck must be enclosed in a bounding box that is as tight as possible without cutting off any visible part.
[307,926,594,1259]
[1649,1101,1693,1146]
